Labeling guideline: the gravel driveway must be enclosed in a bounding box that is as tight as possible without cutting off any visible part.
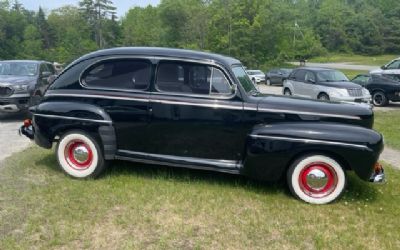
[0,113,32,163]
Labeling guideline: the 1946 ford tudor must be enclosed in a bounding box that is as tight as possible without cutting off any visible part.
[20,47,385,204]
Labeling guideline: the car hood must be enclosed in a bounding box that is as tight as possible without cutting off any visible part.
[0,75,36,85]
[317,81,362,89]
[255,94,373,128]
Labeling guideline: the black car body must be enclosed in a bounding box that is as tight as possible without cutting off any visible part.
[0,60,57,113]
[352,74,400,106]
[20,47,384,204]
[265,68,292,85]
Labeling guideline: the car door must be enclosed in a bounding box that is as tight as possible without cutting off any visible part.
[269,69,278,84]
[80,58,152,153]
[291,69,307,97]
[302,71,318,98]
[146,59,244,161]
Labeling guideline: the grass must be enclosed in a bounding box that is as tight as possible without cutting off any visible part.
[1,146,400,249]
[374,110,400,150]
[310,53,398,66]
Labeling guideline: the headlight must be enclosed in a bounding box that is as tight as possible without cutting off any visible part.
[13,84,29,92]
[328,88,348,97]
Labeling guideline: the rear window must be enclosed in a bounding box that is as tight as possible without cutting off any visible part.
[82,59,152,90]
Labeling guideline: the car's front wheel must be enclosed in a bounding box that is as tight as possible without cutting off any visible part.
[372,91,388,107]
[56,131,107,178]
[287,154,346,204]
[318,93,330,101]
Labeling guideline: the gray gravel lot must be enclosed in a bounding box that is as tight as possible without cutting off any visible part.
[0,113,32,164]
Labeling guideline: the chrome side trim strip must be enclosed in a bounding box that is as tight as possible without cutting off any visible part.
[45,92,361,120]
[249,134,368,149]
[117,149,242,169]
[34,113,112,124]
[257,107,361,120]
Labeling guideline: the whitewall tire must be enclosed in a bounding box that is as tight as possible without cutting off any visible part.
[287,155,346,204]
[56,131,106,178]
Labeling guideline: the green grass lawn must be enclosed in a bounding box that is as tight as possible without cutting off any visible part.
[310,53,398,66]
[1,146,400,249]
[375,110,400,150]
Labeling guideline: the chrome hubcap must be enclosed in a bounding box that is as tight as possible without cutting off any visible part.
[306,169,329,191]
[73,145,90,163]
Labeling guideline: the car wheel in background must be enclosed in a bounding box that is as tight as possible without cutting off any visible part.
[287,154,347,204]
[318,93,330,101]
[372,91,388,107]
[252,78,256,85]
[56,130,107,179]
[283,88,292,96]
[266,79,271,86]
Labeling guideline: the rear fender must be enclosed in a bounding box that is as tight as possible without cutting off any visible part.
[32,101,116,159]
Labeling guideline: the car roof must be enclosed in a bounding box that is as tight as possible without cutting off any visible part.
[74,47,242,66]
[0,60,51,64]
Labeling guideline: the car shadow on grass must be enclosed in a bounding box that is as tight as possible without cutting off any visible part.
[35,152,379,203]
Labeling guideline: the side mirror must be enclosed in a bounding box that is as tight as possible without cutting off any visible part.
[308,79,315,84]
[381,65,386,70]
[231,84,238,94]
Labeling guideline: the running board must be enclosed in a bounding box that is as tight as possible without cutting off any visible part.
[115,150,242,174]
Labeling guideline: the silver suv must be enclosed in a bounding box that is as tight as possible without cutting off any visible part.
[283,67,371,103]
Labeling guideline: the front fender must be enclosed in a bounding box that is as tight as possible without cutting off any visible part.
[242,122,383,181]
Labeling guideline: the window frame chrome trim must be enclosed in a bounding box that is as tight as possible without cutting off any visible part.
[153,58,237,100]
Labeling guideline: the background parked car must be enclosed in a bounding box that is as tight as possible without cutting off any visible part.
[265,68,292,85]
[283,67,371,103]
[0,60,57,113]
[352,73,400,107]
[246,70,265,84]
[370,57,400,80]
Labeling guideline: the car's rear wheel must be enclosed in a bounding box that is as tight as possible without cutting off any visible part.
[287,155,346,204]
[56,131,107,178]
[252,78,256,85]
[283,88,292,96]
[372,91,388,107]
[318,93,330,101]
[266,79,271,86]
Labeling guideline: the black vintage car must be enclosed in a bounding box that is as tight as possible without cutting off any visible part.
[20,47,385,204]
[352,74,400,106]
[0,60,57,113]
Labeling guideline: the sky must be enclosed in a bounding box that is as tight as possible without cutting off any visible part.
[19,0,160,17]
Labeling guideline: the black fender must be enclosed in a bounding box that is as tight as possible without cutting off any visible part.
[32,101,117,159]
[242,122,383,181]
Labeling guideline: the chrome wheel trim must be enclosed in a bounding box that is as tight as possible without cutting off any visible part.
[373,92,385,106]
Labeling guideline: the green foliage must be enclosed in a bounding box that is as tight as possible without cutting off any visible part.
[0,0,400,67]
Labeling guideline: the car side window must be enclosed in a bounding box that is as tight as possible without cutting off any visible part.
[386,60,400,70]
[294,70,306,82]
[82,59,151,90]
[39,64,47,75]
[156,61,232,96]
[46,63,55,74]
[304,71,316,83]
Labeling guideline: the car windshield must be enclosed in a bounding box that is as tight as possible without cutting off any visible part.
[317,70,348,82]
[233,66,258,94]
[0,62,38,76]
